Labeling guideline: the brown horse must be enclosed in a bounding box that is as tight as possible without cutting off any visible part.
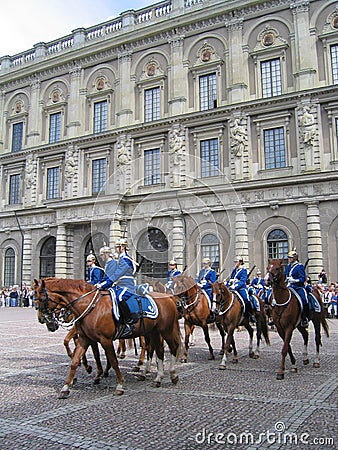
[33,278,182,398]
[211,281,270,369]
[173,275,225,362]
[265,259,329,380]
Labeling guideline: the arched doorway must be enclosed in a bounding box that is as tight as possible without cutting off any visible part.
[40,237,56,278]
[137,227,169,280]
[84,232,107,278]
[4,247,16,286]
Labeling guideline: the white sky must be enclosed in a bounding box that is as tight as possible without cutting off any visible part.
[0,0,151,57]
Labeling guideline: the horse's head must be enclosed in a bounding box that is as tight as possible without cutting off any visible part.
[33,278,59,332]
[264,259,285,287]
[211,280,231,309]
[172,275,196,296]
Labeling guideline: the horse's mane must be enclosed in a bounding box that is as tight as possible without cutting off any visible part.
[43,277,92,292]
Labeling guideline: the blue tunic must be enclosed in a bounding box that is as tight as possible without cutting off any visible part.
[226,266,248,302]
[87,266,104,285]
[166,268,181,290]
[100,253,136,293]
[284,261,307,305]
[196,267,217,300]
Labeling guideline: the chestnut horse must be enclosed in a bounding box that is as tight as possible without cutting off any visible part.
[173,275,225,362]
[33,278,181,398]
[265,259,329,380]
[211,281,270,369]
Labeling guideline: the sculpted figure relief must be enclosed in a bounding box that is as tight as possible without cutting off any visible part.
[230,118,247,157]
[300,106,316,146]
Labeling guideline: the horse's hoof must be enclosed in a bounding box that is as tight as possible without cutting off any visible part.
[208,354,215,360]
[290,367,298,373]
[86,366,93,374]
[219,364,226,370]
[303,359,310,365]
[152,381,161,388]
[253,354,259,360]
[137,374,146,381]
[171,376,179,385]
[180,358,187,363]
[249,352,255,359]
[114,389,124,396]
[189,342,195,347]
[276,373,284,380]
[93,377,101,385]
[232,359,238,364]
[118,354,126,360]
[132,366,141,372]
[313,362,320,368]
[58,390,70,399]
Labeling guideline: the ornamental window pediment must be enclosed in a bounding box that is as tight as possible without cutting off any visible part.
[86,74,113,101]
[191,42,222,72]
[7,95,29,122]
[251,25,288,57]
[138,58,166,86]
[320,8,338,38]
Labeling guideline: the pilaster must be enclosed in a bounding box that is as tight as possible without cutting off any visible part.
[55,225,68,277]
[22,229,32,286]
[305,201,323,281]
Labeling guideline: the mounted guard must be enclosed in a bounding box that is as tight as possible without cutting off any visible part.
[86,253,104,285]
[196,257,217,323]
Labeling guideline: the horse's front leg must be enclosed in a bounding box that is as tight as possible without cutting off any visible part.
[219,325,235,369]
[101,338,124,395]
[215,319,226,355]
[297,325,310,366]
[89,342,103,383]
[59,342,88,399]
[244,322,254,358]
[202,324,215,360]
[117,339,126,359]
[133,336,146,372]
[277,329,294,380]
[181,320,193,363]
[149,330,165,388]
[253,319,262,359]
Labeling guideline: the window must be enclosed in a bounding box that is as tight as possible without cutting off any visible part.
[9,174,20,205]
[4,248,15,286]
[199,73,217,111]
[144,87,160,122]
[144,149,160,185]
[92,158,106,195]
[267,229,288,261]
[136,228,169,280]
[261,59,282,97]
[49,112,61,143]
[46,167,59,199]
[331,44,338,84]
[93,101,107,133]
[200,138,219,177]
[40,237,56,278]
[264,127,286,169]
[12,122,23,152]
[201,234,220,272]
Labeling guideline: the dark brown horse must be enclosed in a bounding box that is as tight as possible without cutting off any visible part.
[211,281,270,369]
[265,259,329,379]
[173,275,225,362]
[33,278,182,398]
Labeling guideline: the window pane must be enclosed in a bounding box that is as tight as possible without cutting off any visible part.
[144,149,160,185]
[200,138,219,177]
[92,158,106,195]
[4,248,15,286]
[199,73,217,111]
[264,128,286,169]
[12,122,23,152]
[9,174,20,204]
[261,59,282,97]
[47,167,59,199]
[94,101,107,133]
[49,112,61,143]
[331,44,338,84]
[201,234,220,272]
[40,237,56,278]
[144,88,160,122]
[267,229,288,260]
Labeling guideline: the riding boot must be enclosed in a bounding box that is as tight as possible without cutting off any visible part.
[120,323,135,338]
[301,302,309,327]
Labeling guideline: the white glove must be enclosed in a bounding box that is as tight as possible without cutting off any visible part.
[197,282,203,288]
[287,277,297,284]
[95,283,103,289]
[199,280,207,286]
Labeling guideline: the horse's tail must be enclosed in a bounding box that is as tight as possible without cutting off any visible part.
[259,299,270,345]
[321,314,330,338]
[313,288,330,338]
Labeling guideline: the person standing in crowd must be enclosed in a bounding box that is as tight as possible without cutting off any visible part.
[86,253,104,285]
[165,260,181,293]
[318,268,327,285]
[284,250,309,327]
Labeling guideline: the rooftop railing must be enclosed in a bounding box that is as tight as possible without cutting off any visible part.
[0,0,208,74]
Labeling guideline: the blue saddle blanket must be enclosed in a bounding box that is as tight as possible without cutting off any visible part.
[108,286,159,321]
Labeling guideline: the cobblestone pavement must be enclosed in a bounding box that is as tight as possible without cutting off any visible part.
[0,308,336,450]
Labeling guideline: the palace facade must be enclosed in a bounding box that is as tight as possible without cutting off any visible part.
[0,0,338,287]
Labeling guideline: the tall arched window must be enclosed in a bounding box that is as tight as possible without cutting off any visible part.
[201,234,220,272]
[137,227,168,280]
[4,248,15,286]
[40,237,56,278]
[267,229,288,261]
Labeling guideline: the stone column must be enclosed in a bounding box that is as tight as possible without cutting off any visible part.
[55,225,68,277]
[171,215,185,268]
[22,229,32,286]
[109,213,122,248]
[67,226,74,277]
[27,79,41,147]
[168,35,187,116]
[225,17,248,103]
[67,66,82,138]
[234,208,249,265]
[116,52,133,127]
[290,0,317,89]
[0,89,5,151]
[306,201,323,281]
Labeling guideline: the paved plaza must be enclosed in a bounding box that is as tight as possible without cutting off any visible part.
[0,307,336,450]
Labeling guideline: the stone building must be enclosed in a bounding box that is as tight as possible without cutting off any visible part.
[0,0,337,288]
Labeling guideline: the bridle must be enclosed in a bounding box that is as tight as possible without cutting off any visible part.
[175,278,206,311]
[213,282,234,316]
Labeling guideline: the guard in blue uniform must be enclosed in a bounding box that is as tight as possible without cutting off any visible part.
[226,256,259,321]
[284,250,309,327]
[250,269,265,295]
[196,257,217,323]
[86,253,104,285]
[165,260,181,293]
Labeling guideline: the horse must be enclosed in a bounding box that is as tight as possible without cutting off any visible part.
[33,278,182,398]
[265,259,329,380]
[172,275,225,363]
[211,281,270,369]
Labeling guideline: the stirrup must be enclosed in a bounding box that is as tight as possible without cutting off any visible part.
[120,323,135,338]
[300,318,309,327]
